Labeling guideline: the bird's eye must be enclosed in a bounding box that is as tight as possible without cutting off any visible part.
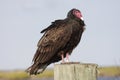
[74,11,82,17]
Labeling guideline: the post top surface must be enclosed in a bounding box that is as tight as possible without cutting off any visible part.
[54,62,98,67]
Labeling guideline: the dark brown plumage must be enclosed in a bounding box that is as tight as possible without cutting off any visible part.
[26,8,85,75]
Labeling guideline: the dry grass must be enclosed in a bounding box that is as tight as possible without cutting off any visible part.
[0,70,29,80]
[0,69,53,80]
[98,66,120,77]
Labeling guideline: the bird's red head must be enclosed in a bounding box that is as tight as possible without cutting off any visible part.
[67,8,84,21]
[72,9,84,20]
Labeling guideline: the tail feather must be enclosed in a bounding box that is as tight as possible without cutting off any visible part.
[26,63,48,75]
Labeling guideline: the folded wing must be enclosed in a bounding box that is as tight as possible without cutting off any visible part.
[33,22,72,63]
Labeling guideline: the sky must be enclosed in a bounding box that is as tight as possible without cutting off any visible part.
[0,0,120,70]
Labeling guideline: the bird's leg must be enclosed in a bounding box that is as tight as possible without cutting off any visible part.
[61,53,65,63]
[66,53,69,62]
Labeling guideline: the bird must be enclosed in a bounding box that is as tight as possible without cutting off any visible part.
[26,8,85,75]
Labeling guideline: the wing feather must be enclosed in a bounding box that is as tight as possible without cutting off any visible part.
[40,20,63,33]
[33,22,72,63]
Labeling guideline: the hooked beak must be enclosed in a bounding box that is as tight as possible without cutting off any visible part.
[80,17,84,21]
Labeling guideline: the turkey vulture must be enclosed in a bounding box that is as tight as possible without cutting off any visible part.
[26,8,85,75]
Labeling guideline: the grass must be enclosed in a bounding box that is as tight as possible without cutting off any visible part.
[0,70,29,80]
[0,66,120,80]
[0,69,53,80]
[98,66,120,77]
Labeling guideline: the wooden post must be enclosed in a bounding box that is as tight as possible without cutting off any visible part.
[54,62,98,80]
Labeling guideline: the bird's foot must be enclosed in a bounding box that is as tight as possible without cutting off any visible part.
[61,53,65,63]
[66,53,69,62]
[61,53,70,64]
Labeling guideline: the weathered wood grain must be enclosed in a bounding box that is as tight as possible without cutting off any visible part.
[54,62,98,80]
